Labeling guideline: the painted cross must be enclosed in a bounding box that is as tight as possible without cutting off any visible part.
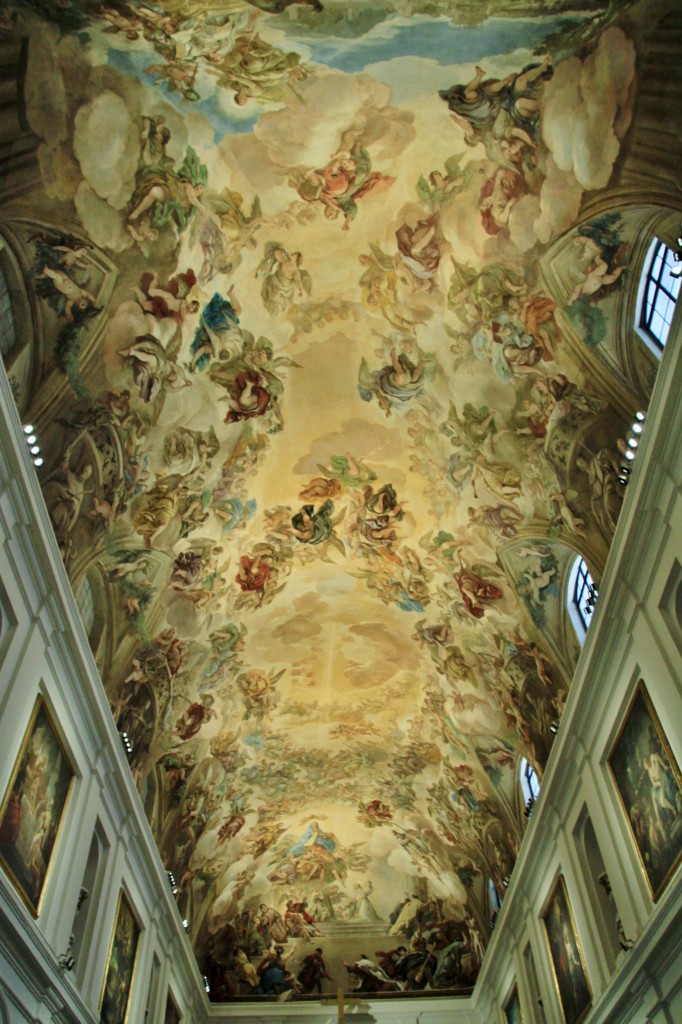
[321,987,365,1023]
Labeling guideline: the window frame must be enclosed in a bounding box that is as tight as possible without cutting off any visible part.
[567,556,597,645]
[635,238,680,355]
[520,757,540,805]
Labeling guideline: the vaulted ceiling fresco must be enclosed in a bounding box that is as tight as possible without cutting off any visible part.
[0,0,654,1004]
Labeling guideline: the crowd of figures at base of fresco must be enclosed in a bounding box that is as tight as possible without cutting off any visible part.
[204,892,482,999]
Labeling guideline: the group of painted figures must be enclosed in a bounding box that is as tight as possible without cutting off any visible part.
[8,0,637,1001]
[205,890,482,999]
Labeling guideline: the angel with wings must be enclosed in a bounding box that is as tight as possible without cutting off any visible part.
[357,336,435,418]
[291,145,394,229]
[291,499,346,557]
[415,154,474,210]
[127,145,209,242]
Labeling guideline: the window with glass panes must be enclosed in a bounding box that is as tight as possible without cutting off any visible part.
[640,241,680,348]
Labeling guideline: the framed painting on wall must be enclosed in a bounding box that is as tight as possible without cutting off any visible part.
[164,990,182,1024]
[504,984,524,1024]
[542,875,592,1024]
[100,889,140,1024]
[0,695,74,916]
[608,680,682,900]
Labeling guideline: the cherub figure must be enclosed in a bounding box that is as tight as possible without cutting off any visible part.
[568,234,627,305]
[196,188,265,282]
[291,500,345,556]
[550,488,586,535]
[133,269,199,326]
[357,340,434,417]
[207,30,308,106]
[144,60,199,102]
[139,115,172,168]
[416,154,473,210]
[35,265,99,323]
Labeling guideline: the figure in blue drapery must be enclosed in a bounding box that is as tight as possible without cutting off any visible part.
[287,821,337,858]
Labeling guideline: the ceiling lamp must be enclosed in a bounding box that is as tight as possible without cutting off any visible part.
[23,425,43,468]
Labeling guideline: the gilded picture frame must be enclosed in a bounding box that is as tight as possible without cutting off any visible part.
[0,694,74,916]
[504,984,524,1024]
[608,680,682,901]
[542,874,592,1024]
[100,888,141,1024]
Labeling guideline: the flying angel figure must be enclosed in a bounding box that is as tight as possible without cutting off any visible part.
[415,154,474,210]
[257,242,312,316]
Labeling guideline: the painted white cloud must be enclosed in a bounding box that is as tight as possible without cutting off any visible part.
[254,71,412,169]
[542,27,636,191]
[73,90,139,204]
[74,182,133,252]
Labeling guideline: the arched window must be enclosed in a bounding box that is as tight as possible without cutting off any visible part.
[485,876,501,925]
[638,239,680,350]
[519,757,540,805]
[567,556,597,644]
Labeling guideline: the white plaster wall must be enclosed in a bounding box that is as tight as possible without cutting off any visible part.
[0,364,203,1024]
[475,303,682,1024]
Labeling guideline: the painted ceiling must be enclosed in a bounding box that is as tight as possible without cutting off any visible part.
[1,0,651,1004]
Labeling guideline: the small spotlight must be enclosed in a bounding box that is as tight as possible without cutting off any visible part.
[204,975,211,993]
[550,720,559,735]
[624,450,635,461]
[23,424,34,434]
[635,411,646,422]
[26,434,37,445]
[182,918,190,932]
[627,437,638,449]
[631,422,643,435]
[34,458,44,468]
[30,445,40,456]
